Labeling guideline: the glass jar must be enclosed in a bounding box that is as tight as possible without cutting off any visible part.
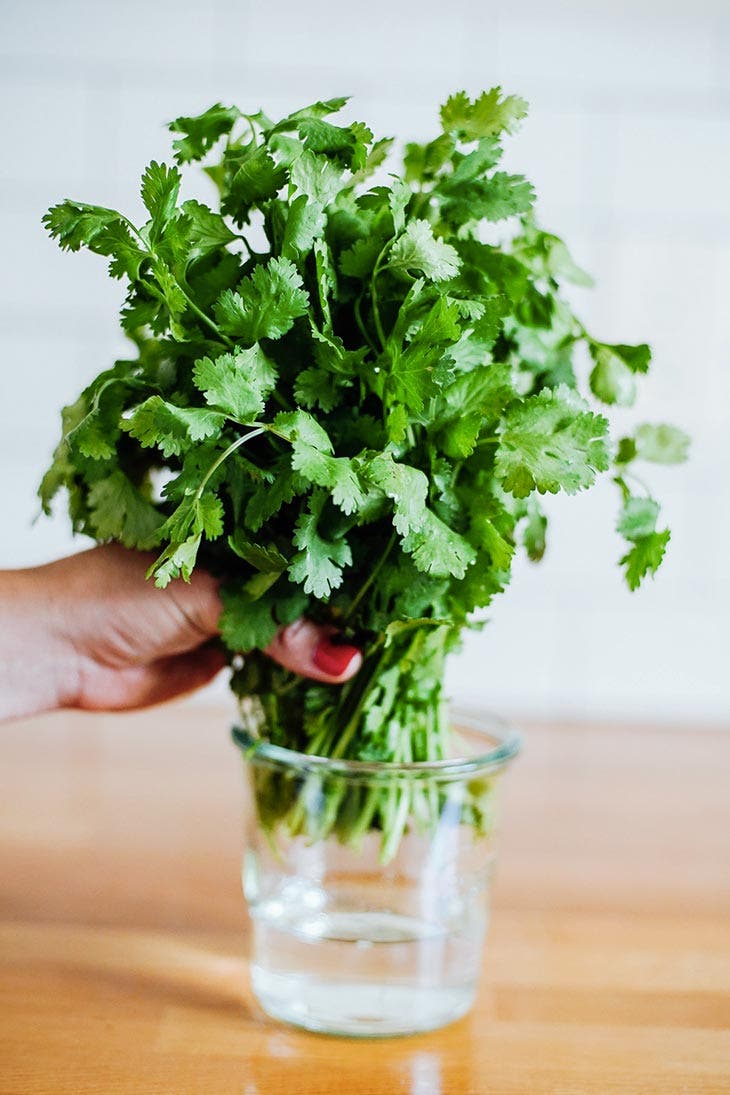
[233,711,520,1037]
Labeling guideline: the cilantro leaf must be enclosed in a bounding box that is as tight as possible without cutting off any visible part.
[290,445,366,515]
[402,509,476,579]
[288,493,352,597]
[141,161,181,236]
[366,454,429,535]
[634,423,690,464]
[440,88,529,140]
[281,194,327,260]
[617,496,661,541]
[290,149,344,207]
[121,396,225,456]
[439,171,535,226]
[192,346,276,421]
[42,201,148,280]
[214,257,309,343]
[620,529,671,590]
[520,500,547,562]
[496,386,610,497]
[179,199,237,258]
[389,220,460,282]
[222,146,286,223]
[589,344,636,406]
[228,531,288,573]
[219,585,279,651]
[385,342,447,414]
[245,460,307,531]
[169,103,240,163]
[87,471,164,549]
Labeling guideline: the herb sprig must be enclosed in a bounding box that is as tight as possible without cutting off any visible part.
[41,90,688,851]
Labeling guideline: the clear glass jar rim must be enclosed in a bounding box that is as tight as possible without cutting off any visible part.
[231,707,521,780]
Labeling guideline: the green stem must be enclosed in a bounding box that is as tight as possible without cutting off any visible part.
[194,427,264,501]
[179,283,235,348]
[354,295,377,353]
[370,246,391,350]
[342,532,397,624]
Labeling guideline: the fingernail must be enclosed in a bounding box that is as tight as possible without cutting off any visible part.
[313,636,360,677]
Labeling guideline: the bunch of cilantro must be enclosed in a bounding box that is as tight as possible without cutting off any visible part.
[41,90,687,853]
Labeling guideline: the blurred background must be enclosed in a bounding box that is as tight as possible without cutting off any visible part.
[1,0,726,724]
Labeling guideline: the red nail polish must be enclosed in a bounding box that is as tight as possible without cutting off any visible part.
[313,637,360,677]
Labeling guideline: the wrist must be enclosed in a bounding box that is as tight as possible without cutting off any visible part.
[0,564,81,720]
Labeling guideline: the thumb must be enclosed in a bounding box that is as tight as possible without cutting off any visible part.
[265,620,362,683]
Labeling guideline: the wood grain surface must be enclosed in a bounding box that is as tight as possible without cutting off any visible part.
[1,705,729,1094]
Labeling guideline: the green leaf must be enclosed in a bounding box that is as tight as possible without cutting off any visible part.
[228,530,288,572]
[440,87,528,140]
[159,492,224,543]
[43,201,148,280]
[366,454,429,536]
[403,134,454,183]
[339,236,384,278]
[439,171,535,225]
[169,103,240,163]
[281,193,327,259]
[290,148,344,207]
[386,342,449,415]
[245,460,307,531]
[298,117,373,170]
[522,500,547,561]
[604,342,651,375]
[388,177,411,235]
[223,145,287,222]
[268,97,350,134]
[589,344,636,406]
[407,297,461,345]
[152,535,202,586]
[291,445,367,515]
[288,493,352,598]
[193,346,277,420]
[121,396,225,456]
[402,509,476,579]
[141,161,181,235]
[617,496,660,541]
[294,367,349,412]
[127,395,194,445]
[496,386,610,497]
[214,256,309,343]
[386,403,408,444]
[219,585,279,651]
[389,219,461,281]
[620,529,671,590]
[634,423,690,464]
[273,409,333,452]
[87,471,164,549]
[512,225,593,286]
[179,199,237,258]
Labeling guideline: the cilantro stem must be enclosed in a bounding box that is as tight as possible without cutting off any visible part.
[179,283,235,348]
[354,295,377,353]
[370,243,393,350]
[343,532,397,623]
[623,469,653,497]
[194,427,264,501]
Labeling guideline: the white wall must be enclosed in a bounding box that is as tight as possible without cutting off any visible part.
[1,0,727,723]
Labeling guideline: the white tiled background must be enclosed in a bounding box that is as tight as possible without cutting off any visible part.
[2,0,727,723]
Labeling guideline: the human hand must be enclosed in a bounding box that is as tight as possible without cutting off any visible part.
[0,545,361,721]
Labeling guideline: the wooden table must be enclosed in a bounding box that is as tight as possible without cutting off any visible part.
[1,706,729,1094]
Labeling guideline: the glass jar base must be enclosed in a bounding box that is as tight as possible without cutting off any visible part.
[251,966,475,1037]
